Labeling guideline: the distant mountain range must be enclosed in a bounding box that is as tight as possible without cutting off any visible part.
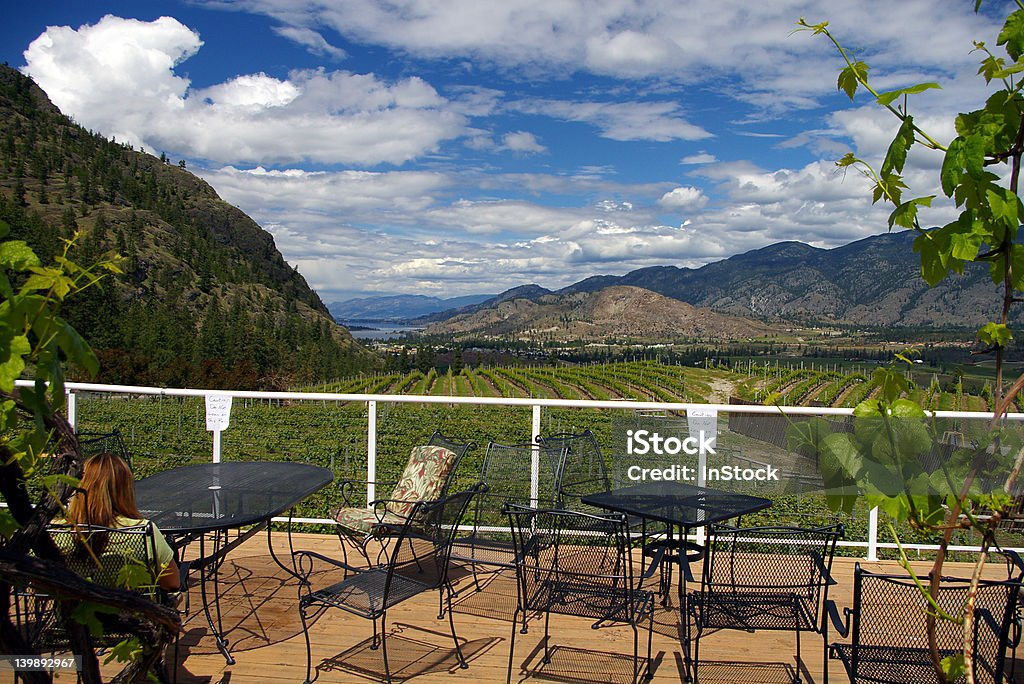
[329,293,495,321]
[378,231,1009,339]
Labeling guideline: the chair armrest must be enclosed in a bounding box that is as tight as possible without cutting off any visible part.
[824,598,852,639]
[811,551,838,586]
[338,478,399,506]
[1003,548,1024,576]
[293,549,366,584]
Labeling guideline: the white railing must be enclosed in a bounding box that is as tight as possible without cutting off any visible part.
[38,380,1024,562]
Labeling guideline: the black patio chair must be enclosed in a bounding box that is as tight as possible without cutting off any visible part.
[295,484,483,684]
[824,552,1024,684]
[504,504,656,684]
[332,431,473,567]
[687,523,844,684]
[449,440,566,579]
[537,429,611,513]
[14,522,186,683]
[77,428,132,470]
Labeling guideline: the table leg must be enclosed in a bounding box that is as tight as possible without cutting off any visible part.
[265,509,302,580]
[198,532,235,665]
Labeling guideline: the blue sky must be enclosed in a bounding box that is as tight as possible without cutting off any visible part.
[0,1,1008,304]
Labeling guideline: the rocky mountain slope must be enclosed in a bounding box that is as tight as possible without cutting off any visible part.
[0,65,377,388]
[426,285,776,342]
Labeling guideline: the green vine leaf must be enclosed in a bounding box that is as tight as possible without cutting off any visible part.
[838,60,869,100]
[876,82,941,107]
[997,9,1024,61]
[978,321,1013,348]
[888,196,934,229]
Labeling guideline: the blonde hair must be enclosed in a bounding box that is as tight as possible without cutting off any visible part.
[67,451,141,527]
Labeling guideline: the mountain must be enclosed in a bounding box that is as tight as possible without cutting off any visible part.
[425,285,776,342]
[329,293,495,321]
[413,284,553,324]
[0,65,378,388]
[560,233,1006,328]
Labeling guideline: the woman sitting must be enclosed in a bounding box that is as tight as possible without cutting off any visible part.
[58,451,180,591]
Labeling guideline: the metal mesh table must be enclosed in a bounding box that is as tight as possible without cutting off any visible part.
[581,480,772,681]
[136,461,333,663]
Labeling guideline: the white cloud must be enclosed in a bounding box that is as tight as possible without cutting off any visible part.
[271,25,346,59]
[512,99,711,142]
[22,15,468,166]
[500,131,546,154]
[681,152,717,165]
[658,187,708,211]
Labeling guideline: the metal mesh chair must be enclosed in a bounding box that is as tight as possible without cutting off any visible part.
[824,553,1024,684]
[450,441,566,572]
[296,484,483,684]
[537,430,611,513]
[688,524,844,684]
[14,522,182,681]
[333,431,473,567]
[504,505,656,684]
[77,429,132,470]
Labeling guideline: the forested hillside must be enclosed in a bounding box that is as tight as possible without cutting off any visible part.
[0,65,379,388]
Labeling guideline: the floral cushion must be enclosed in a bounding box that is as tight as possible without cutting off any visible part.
[332,445,458,533]
[333,507,407,535]
[388,445,459,518]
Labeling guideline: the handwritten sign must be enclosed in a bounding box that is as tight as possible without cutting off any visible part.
[205,394,232,432]
[686,407,718,454]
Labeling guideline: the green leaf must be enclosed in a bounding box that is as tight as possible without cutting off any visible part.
[978,53,1006,83]
[838,61,869,100]
[888,196,934,230]
[949,231,982,261]
[882,116,916,176]
[998,9,1024,61]
[941,653,967,683]
[0,332,30,393]
[0,509,19,540]
[941,138,966,198]
[875,82,941,107]
[71,601,119,638]
[0,240,40,271]
[978,321,1013,347]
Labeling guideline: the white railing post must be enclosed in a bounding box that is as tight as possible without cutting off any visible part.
[366,400,377,506]
[67,390,77,430]
[867,506,879,561]
[531,404,541,507]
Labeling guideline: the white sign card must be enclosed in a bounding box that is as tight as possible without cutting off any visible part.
[205,393,233,432]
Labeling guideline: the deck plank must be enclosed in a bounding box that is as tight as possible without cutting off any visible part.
[79,532,1022,683]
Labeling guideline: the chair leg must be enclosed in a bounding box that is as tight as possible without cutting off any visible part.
[381,612,393,684]
[645,599,654,681]
[506,607,520,684]
[299,603,314,684]
[445,583,469,670]
[793,620,802,684]
[542,608,552,664]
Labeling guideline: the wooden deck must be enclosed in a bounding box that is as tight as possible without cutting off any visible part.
[154,532,1013,684]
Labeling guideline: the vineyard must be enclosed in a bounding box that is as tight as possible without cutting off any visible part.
[310,359,995,411]
[69,359,1012,556]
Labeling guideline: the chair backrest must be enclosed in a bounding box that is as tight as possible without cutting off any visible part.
[77,429,132,470]
[537,430,610,509]
[702,524,843,626]
[848,560,1023,683]
[426,430,475,495]
[384,484,482,593]
[470,441,566,531]
[49,523,162,594]
[387,445,461,518]
[20,523,163,649]
[504,505,638,619]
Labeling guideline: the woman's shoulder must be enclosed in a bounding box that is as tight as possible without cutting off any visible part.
[114,516,153,529]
